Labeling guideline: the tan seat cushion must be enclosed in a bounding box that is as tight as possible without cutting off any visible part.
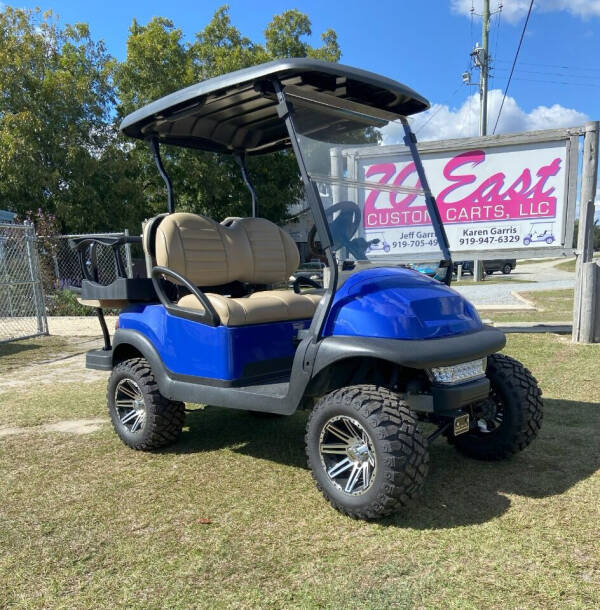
[178,290,322,326]
[248,290,322,309]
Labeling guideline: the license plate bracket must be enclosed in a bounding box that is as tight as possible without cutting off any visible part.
[453,413,470,436]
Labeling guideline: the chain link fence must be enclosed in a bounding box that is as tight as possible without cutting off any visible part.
[0,223,48,343]
[1,224,137,342]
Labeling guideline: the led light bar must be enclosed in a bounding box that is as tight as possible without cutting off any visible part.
[429,358,487,385]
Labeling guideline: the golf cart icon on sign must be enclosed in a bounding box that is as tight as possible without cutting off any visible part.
[366,232,391,253]
[523,221,555,246]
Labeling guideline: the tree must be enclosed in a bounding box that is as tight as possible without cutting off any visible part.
[573,217,600,251]
[0,5,342,232]
[115,6,342,224]
[0,7,146,233]
[265,9,340,62]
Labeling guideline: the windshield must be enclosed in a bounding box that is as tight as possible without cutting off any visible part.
[290,100,447,268]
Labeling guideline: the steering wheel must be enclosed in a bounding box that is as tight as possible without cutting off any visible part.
[307,200,362,258]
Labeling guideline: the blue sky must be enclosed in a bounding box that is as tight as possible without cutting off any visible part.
[9,0,600,139]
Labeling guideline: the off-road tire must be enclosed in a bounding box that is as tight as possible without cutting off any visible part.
[305,385,429,519]
[502,264,512,274]
[449,354,543,460]
[107,357,185,451]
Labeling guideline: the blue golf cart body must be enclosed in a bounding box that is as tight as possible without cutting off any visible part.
[74,59,542,518]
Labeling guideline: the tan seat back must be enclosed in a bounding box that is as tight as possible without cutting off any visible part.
[152,212,299,286]
[232,217,299,285]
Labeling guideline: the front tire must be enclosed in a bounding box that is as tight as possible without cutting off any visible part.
[306,385,428,519]
[502,263,512,274]
[449,354,543,460]
[107,358,185,451]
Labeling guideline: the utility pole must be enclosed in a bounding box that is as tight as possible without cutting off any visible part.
[480,0,490,136]
[469,0,492,136]
[467,0,494,281]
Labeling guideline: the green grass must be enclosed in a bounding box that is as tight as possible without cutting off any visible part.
[0,335,98,374]
[555,258,576,272]
[485,289,574,323]
[1,334,599,608]
[555,255,600,273]
[516,257,564,265]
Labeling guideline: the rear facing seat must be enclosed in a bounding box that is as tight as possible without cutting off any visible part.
[149,213,322,326]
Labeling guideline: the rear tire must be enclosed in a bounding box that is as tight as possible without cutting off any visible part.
[306,385,428,519]
[449,354,543,460]
[502,264,512,274]
[107,358,185,451]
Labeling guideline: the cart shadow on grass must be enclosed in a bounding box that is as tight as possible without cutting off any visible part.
[0,340,40,358]
[170,397,600,529]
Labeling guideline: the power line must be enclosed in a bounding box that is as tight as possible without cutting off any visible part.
[413,86,463,135]
[490,2,503,90]
[492,66,600,86]
[495,59,600,72]
[494,67,600,78]
[470,0,475,48]
[500,76,600,88]
[492,0,534,134]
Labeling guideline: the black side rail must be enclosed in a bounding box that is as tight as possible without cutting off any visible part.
[151,266,221,327]
[69,235,142,283]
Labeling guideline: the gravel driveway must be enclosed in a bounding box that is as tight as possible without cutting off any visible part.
[453,258,575,307]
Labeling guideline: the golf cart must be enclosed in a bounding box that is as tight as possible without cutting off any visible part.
[76,59,542,519]
[523,222,555,246]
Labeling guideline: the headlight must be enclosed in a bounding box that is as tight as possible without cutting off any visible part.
[310,274,320,280]
[429,358,486,385]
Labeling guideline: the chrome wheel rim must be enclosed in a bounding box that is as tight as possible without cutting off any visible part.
[114,379,146,433]
[476,389,504,433]
[319,415,377,496]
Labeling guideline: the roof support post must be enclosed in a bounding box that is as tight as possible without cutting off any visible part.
[234,153,258,217]
[148,137,175,214]
[400,117,453,285]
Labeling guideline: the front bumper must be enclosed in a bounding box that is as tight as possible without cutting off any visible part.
[432,376,490,412]
[406,376,490,414]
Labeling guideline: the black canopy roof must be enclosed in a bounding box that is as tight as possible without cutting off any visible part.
[119,58,429,155]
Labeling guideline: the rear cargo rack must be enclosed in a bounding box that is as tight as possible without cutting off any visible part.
[69,234,157,350]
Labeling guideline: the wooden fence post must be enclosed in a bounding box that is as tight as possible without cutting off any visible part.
[578,262,600,342]
[572,121,599,343]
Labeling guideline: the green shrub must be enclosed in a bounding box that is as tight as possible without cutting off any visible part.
[47,290,96,316]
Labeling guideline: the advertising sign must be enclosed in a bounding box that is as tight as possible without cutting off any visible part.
[352,140,570,258]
